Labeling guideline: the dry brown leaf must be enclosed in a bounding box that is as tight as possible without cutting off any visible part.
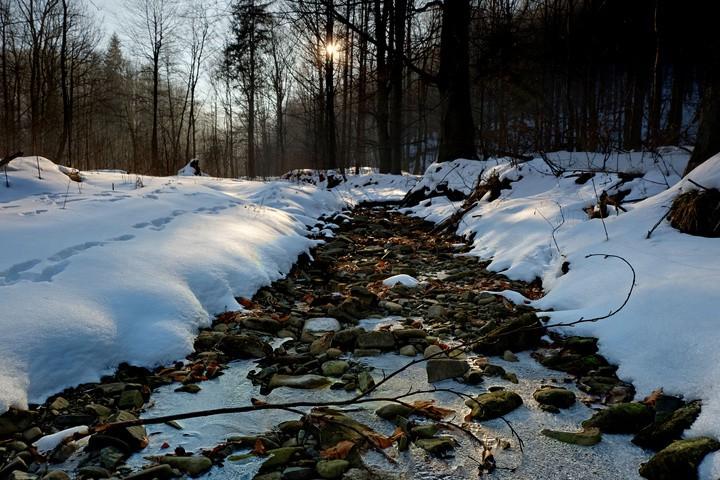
[252,438,266,455]
[320,440,355,459]
[410,400,455,420]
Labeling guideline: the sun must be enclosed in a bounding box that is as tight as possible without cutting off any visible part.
[324,41,341,60]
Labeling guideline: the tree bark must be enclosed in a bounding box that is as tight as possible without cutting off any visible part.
[436,0,476,163]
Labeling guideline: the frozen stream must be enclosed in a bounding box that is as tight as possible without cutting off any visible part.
[128,318,650,479]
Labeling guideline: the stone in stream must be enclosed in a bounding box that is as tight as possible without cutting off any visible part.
[42,471,71,480]
[472,313,543,355]
[393,329,427,341]
[375,403,413,421]
[216,334,271,358]
[582,402,654,434]
[175,384,201,394]
[259,447,304,472]
[541,428,602,446]
[533,386,576,409]
[356,331,395,350]
[268,374,331,390]
[99,411,148,452]
[414,436,456,456]
[309,333,334,355]
[122,464,176,480]
[303,317,341,335]
[633,400,702,451]
[241,316,281,333]
[118,389,144,409]
[156,455,213,476]
[49,397,70,411]
[0,408,37,436]
[357,371,375,393]
[639,437,720,480]
[427,305,447,320]
[315,459,350,479]
[426,358,469,383]
[321,360,349,377]
[399,345,417,356]
[332,327,363,349]
[465,390,523,421]
[411,424,439,439]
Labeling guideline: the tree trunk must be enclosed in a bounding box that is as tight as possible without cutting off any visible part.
[437,0,476,163]
[375,0,391,173]
[685,66,720,175]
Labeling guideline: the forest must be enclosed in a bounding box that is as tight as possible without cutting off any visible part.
[1,0,718,178]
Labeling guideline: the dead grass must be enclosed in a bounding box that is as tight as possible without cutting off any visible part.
[669,188,720,237]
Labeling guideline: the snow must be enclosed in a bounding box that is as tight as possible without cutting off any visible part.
[302,317,341,333]
[0,157,347,412]
[382,274,419,288]
[34,425,89,454]
[407,150,720,478]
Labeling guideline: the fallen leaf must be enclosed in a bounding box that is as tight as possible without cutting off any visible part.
[252,438,266,455]
[320,440,355,459]
[410,400,455,420]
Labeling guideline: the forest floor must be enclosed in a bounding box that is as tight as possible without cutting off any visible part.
[0,204,704,480]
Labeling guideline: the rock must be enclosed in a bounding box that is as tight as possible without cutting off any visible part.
[541,428,602,446]
[399,345,417,356]
[55,414,96,428]
[99,446,125,469]
[42,472,71,480]
[193,331,224,351]
[562,336,599,354]
[582,402,654,434]
[533,386,576,409]
[321,360,349,377]
[465,390,524,421]
[8,472,38,480]
[326,348,343,359]
[376,404,413,421]
[502,350,519,362]
[332,328,363,349]
[254,473,282,480]
[357,371,375,393]
[348,286,379,308]
[77,466,111,478]
[482,364,506,377]
[633,401,702,451]
[0,409,37,436]
[380,301,403,313]
[315,460,350,479]
[463,369,484,385]
[393,329,427,340]
[175,384,202,394]
[218,334,271,358]
[268,374,331,390]
[242,317,281,333]
[411,424,438,438]
[281,466,314,480]
[22,427,42,443]
[303,317,341,334]
[473,313,542,355]
[104,411,148,451]
[353,348,381,357]
[260,447,303,471]
[639,437,720,480]
[85,404,112,419]
[118,389,145,409]
[0,458,27,478]
[427,305,446,320]
[426,358,469,383]
[310,334,334,355]
[122,464,176,480]
[157,455,213,476]
[356,331,395,350]
[423,345,445,359]
[49,397,70,411]
[414,436,456,456]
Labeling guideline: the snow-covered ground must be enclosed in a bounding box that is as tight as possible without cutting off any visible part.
[0,157,409,413]
[405,150,720,478]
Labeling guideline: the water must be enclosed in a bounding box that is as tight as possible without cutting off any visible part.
[127,318,650,479]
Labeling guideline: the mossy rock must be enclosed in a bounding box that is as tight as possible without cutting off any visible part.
[414,436,456,456]
[259,447,304,472]
[582,402,654,434]
[541,428,601,446]
[375,403,413,421]
[633,401,702,451]
[639,437,720,480]
[562,336,599,354]
[472,313,542,355]
[540,352,609,375]
[465,390,523,421]
[533,386,576,409]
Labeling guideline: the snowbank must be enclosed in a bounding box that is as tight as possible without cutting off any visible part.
[0,157,345,411]
[407,150,720,477]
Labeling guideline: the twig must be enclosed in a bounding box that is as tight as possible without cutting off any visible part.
[646,207,671,239]
[591,178,610,241]
[687,178,710,191]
